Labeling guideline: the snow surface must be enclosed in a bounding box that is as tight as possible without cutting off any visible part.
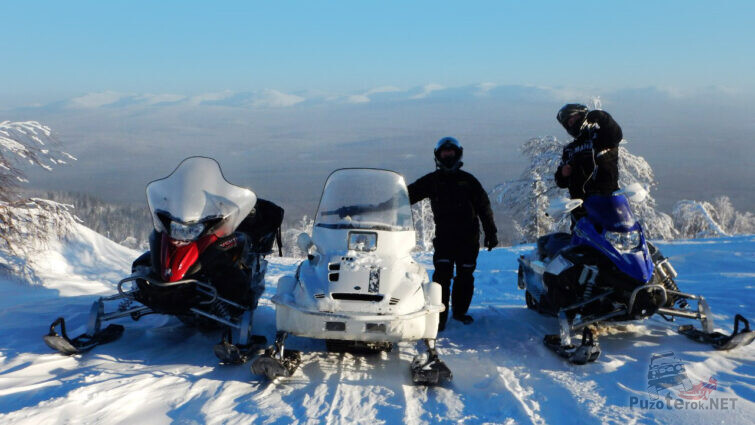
[0,224,753,424]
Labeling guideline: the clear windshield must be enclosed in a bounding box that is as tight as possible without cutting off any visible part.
[146,157,256,236]
[315,169,413,232]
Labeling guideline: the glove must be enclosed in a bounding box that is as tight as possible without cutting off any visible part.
[484,234,498,251]
[337,205,362,218]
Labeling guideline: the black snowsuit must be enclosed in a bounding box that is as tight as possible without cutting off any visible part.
[237,198,284,254]
[555,110,623,222]
[408,169,497,327]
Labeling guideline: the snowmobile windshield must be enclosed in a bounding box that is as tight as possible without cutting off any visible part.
[583,194,637,232]
[315,169,413,232]
[146,157,256,238]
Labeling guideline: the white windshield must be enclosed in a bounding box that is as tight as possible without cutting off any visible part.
[315,169,413,232]
[146,157,256,237]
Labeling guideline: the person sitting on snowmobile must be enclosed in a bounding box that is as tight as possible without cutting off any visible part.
[408,137,498,331]
[552,105,685,307]
[554,104,623,226]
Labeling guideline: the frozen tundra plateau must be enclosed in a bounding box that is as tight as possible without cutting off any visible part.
[0,223,753,424]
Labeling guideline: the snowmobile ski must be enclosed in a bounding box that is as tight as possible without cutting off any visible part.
[43,317,124,355]
[410,352,452,385]
[213,329,268,365]
[250,348,302,379]
[679,314,755,350]
[544,327,601,365]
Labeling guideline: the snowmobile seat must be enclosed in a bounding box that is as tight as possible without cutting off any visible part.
[537,232,572,259]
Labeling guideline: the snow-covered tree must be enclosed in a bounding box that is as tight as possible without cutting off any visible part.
[281,215,315,257]
[617,145,676,239]
[489,137,564,244]
[673,196,755,238]
[0,121,77,280]
[490,136,676,244]
[411,199,435,251]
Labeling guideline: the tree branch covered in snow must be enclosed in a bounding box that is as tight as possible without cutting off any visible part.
[0,121,77,280]
[0,199,79,281]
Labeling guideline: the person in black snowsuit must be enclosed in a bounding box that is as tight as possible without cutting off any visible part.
[408,137,498,331]
[555,104,623,225]
[237,198,284,254]
[195,197,283,307]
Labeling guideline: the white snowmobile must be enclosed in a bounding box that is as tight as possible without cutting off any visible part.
[44,157,269,362]
[251,168,452,385]
[518,186,754,364]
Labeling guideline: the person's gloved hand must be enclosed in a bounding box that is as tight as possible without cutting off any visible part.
[337,206,361,218]
[484,233,498,251]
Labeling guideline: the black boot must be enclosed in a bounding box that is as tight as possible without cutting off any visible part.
[452,314,474,325]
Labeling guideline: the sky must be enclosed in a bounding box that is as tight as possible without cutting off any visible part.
[2,1,755,105]
[3,1,755,218]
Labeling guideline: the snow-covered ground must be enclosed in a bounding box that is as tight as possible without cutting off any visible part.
[0,224,753,424]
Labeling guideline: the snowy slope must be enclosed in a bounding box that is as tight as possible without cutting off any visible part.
[0,225,753,425]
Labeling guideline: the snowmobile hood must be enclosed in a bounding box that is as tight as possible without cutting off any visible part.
[584,195,636,232]
[146,157,256,238]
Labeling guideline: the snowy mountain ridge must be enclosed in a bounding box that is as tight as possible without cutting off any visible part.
[0,224,753,424]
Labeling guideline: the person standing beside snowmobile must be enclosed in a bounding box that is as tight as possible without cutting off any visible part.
[408,137,498,331]
[554,104,623,224]
[237,198,284,255]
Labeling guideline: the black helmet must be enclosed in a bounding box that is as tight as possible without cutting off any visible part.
[557,103,589,138]
[434,136,463,171]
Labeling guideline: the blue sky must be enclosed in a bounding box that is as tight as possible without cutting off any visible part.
[2,1,754,104]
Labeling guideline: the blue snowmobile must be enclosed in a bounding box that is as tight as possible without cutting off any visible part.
[517,189,754,364]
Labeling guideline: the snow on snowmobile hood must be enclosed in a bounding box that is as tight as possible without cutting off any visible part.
[146,156,256,238]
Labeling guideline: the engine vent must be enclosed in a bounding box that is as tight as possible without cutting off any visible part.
[366,323,386,333]
[314,293,325,299]
[325,321,346,331]
[328,273,339,282]
[328,263,340,271]
[331,293,384,302]
[389,297,400,305]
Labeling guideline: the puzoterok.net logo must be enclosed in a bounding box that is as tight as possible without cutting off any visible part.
[629,351,738,411]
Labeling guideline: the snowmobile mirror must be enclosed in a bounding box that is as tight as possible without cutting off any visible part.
[614,182,648,203]
[297,232,314,254]
[546,198,584,218]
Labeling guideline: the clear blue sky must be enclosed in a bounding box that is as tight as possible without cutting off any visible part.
[2,1,753,103]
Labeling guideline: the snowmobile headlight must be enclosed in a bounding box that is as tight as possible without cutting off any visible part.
[348,231,377,251]
[605,230,640,252]
[170,221,205,241]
